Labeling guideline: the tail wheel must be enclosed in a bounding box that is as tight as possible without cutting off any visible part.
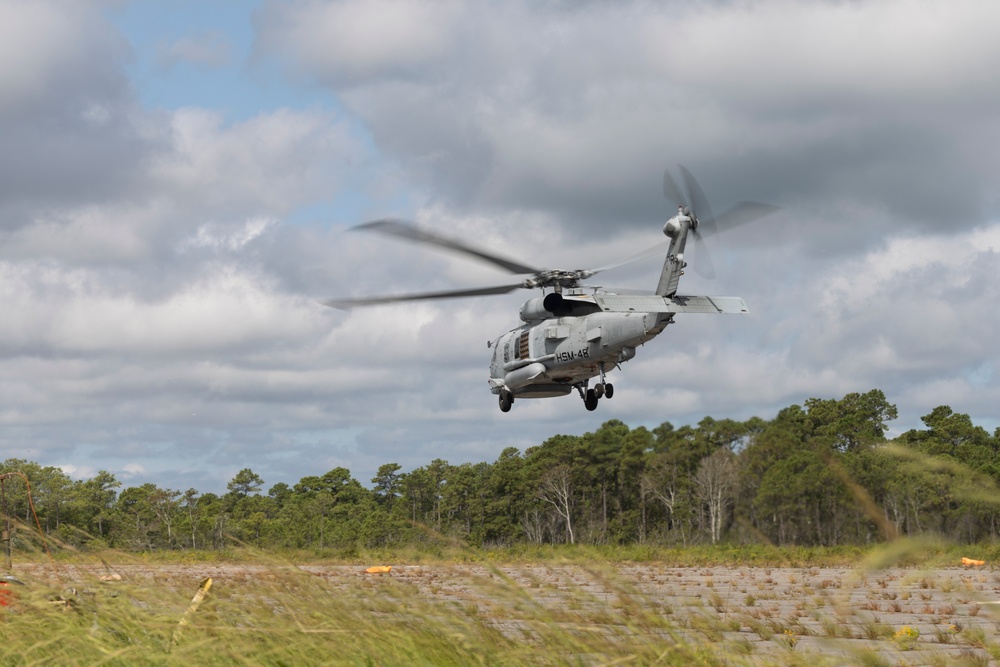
[605,383,614,399]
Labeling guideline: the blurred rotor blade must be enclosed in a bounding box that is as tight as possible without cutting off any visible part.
[686,201,779,280]
[676,166,718,280]
[678,165,718,238]
[662,169,687,210]
[353,219,540,275]
[319,283,523,310]
[588,240,674,274]
[715,201,782,231]
[674,167,714,279]
[663,166,779,280]
[688,235,717,280]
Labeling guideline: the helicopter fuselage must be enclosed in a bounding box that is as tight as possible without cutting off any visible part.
[487,285,751,411]
[488,290,672,409]
[489,308,668,395]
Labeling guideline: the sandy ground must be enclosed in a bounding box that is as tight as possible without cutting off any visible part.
[12,561,1000,664]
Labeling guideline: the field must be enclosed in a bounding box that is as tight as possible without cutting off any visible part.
[4,547,1000,665]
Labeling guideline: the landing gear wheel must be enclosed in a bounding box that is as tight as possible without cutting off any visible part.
[594,383,605,399]
[499,390,513,413]
[605,383,614,399]
[584,388,599,411]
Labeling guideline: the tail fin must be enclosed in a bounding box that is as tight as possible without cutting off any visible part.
[655,210,691,297]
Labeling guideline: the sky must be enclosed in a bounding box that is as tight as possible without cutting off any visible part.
[1,0,998,495]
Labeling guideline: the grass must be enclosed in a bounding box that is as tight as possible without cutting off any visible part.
[4,539,1000,665]
[0,551,738,666]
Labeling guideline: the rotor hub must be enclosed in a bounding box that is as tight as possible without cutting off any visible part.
[664,207,697,238]
[522,269,592,290]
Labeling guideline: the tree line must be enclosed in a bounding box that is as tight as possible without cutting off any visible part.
[3,389,999,553]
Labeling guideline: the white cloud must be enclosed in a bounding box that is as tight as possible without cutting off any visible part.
[257,0,1000,236]
[641,0,1000,109]
[182,217,278,252]
[158,30,234,69]
[152,107,364,215]
[122,463,147,478]
[0,2,124,112]
[256,0,463,85]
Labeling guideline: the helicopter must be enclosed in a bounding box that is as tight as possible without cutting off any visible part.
[322,167,777,412]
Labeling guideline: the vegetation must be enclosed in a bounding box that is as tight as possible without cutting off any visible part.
[4,389,1000,554]
[4,542,999,665]
[0,558,727,666]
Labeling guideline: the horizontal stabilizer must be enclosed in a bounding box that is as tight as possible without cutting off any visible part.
[594,294,748,314]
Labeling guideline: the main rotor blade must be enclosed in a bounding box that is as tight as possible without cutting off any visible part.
[587,240,674,274]
[319,283,523,310]
[353,219,540,275]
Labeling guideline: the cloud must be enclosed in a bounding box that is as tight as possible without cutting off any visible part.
[642,1,1000,110]
[0,2,381,490]
[182,217,279,252]
[0,1,146,223]
[151,107,365,217]
[257,0,1000,243]
[255,0,463,86]
[122,463,148,479]
[157,30,234,69]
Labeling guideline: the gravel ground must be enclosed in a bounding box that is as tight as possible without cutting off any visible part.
[356,562,1000,664]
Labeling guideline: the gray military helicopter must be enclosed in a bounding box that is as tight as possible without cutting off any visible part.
[322,167,777,412]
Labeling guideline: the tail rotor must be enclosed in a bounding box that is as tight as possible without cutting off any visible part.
[662,166,779,279]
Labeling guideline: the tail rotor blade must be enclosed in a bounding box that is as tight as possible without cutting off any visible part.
[678,165,718,238]
[673,165,716,279]
[662,169,687,210]
[689,235,716,280]
[715,201,781,231]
